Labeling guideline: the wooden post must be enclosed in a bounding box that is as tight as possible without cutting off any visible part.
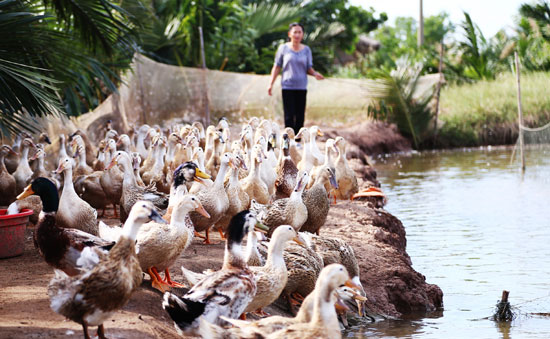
[432,40,444,145]
[418,0,424,47]
[198,26,210,126]
[501,290,509,303]
[514,51,525,172]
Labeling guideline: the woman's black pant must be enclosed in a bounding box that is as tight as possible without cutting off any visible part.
[282,89,307,134]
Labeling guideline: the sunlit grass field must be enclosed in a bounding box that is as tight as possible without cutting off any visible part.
[437,71,550,147]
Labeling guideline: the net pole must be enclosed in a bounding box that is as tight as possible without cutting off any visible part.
[199,26,210,127]
[514,52,525,172]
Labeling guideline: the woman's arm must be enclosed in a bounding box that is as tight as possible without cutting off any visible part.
[268,65,281,96]
[308,68,324,80]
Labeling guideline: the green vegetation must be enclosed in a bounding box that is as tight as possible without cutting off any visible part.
[437,71,550,147]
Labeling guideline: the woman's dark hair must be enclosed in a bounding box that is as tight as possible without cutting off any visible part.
[287,22,304,41]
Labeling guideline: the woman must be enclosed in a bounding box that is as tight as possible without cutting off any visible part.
[268,23,324,134]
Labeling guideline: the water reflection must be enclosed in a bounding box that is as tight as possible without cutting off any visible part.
[361,146,550,338]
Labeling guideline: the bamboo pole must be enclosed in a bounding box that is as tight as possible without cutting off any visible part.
[199,26,210,127]
[418,0,424,47]
[514,51,525,172]
[432,40,444,145]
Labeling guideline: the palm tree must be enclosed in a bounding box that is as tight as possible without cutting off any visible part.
[0,0,137,138]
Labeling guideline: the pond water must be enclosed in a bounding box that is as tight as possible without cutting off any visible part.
[347,146,550,338]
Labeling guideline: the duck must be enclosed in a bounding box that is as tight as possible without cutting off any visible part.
[100,189,210,292]
[135,124,151,159]
[241,145,270,205]
[57,134,76,171]
[0,145,18,206]
[70,129,96,167]
[73,169,108,217]
[257,136,277,195]
[199,264,358,339]
[5,132,27,173]
[260,231,324,315]
[29,147,49,180]
[100,139,124,218]
[116,133,132,153]
[214,153,249,238]
[47,200,164,339]
[244,225,302,316]
[130,152,145,187]
[304,233,365,298]
[268,264,358,339]
[296,128,315,173]
[274,133,299,201]
[300,167,338,235]
[106,151,169,223]
[335,285,370,328]
[92,140,107,171]
[333,136,358,200]
[70,135,94,176]
[189,152,232,244]
[309,138,338,188]
[308,126,325,166]
[17,178,114,275]
[205,130,225,178]
[13,137,36,194]
[162,210,259,336]
[55,157,99,235]
[142,136,170,193]
[259,171,309,236]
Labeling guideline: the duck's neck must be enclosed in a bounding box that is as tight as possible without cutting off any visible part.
[223,242,246,269]
[20,146,30,169]
[170,205,193,231]
[59,139,68,158]
[62,167,76,194]
[214,161,229,188]
[310,284,339,331]
[0,153,7,173]
[121,217,142,242]
[245,231,259,263]
[120,158,138,187]
[152,147,165,171]
[265,236,286,269]
[37,156,46,173]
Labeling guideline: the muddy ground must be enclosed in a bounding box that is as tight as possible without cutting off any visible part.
[0,122,442,338]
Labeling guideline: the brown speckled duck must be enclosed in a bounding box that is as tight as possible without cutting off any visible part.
[300,166,338,235]
[259,171,309,236]
[273,133,298,201]
[17,178,114,276]
[55,157,99,235]
[47,201,163,339]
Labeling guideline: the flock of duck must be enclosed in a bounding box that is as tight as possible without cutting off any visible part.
[0,117,378,338]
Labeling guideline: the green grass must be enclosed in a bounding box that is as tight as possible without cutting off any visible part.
[437,71,550,147]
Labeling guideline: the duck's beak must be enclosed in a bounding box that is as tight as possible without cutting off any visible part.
[254,221,269,233]
[55,163,65,174]
[149,209,167,224]
[30,152,40,161]
[317,129,324,137]
[17,184,34,200]
[44,135,51,144]
[329,173,339,189]
[105,158,117,171]
[194,168,211,180]
[195,202,210,218]
[293,235,306,246]
[334,296,350,313]
[8,148,18,156]
[344,279,362,291]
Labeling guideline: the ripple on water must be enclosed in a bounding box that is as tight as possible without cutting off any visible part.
[365,147,550,338]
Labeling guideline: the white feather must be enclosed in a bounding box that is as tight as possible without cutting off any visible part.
[98,221,122,242]
[76,246,100,270]
[6,202,19,215]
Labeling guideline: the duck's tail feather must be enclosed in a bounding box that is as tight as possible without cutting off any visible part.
[162,292,205,332]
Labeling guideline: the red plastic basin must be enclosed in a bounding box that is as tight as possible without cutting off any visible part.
[0,209,33,258]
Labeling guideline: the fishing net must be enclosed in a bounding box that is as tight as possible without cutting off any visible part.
[511,121,550,171]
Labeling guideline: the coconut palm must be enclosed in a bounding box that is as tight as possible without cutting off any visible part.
[0,0,137,138]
